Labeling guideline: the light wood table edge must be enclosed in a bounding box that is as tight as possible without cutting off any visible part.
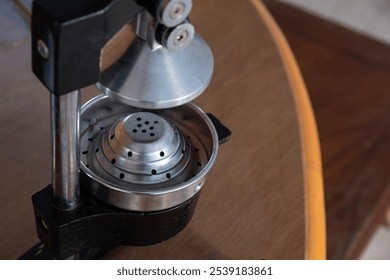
[251,0,327,260]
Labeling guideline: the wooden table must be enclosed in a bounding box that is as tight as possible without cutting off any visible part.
[264,0,390,259]
[0,0,325,259]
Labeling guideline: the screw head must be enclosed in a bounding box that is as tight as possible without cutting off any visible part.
[37,39,49,59]
[174,30,189,46]
[163,22,194,51]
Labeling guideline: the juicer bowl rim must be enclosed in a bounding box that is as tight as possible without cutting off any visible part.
[79,94,219,211]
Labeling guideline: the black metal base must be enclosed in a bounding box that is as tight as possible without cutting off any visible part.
[31,185,200,259]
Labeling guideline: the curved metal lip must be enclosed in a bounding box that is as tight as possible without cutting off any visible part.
[80,95,219,212]
[97,80,211,109]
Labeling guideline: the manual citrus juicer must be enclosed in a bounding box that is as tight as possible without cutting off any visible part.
[26,0,230,259]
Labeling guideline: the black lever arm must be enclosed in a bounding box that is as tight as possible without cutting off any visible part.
[32,0,142,95]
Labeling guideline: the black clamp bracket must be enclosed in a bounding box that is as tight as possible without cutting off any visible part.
[30,185,200,259]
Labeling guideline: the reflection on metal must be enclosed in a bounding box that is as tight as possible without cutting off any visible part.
[51,90,81,210]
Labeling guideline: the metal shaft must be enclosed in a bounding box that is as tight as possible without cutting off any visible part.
[51,90,81,209]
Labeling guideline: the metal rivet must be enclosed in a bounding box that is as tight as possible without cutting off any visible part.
[37,39,49,59]
[174,30,188,46]
[37,216,48,232]
[170,2,185,19]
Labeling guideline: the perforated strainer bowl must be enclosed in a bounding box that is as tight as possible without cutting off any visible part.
[79,94,219,212]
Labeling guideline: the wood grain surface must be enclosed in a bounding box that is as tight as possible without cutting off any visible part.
[0,0,309,259]
[264,0,390,259]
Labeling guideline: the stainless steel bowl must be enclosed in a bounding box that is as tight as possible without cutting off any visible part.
[80,94,218,211]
